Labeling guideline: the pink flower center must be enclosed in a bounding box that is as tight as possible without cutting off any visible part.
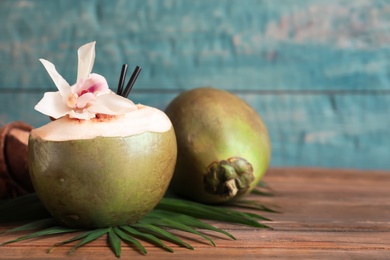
[66,74,109,109]
[78,81,105,96]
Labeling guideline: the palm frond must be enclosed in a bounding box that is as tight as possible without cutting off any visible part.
[0,192,276,257]
[228,200,281,214]
[0,218,56,235]
[68,228,110,256]
[114,227,147,255]
[130,222,194,250]
[0,226,80,246]
[48,230,95,253]
[119,225,173,253]
[108,228,122,257]
[156,198,269,228]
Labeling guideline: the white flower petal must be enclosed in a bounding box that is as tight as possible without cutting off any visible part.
[76,92,96,108]
[87,73,110,95]
[39,59,71,97]
[37,42,133,121]
[70,79,83,94]
[77,41,96,82]
[69,109,96,120]
[34,92,71,119]
[73,73,110,96]
[87,92,138,115]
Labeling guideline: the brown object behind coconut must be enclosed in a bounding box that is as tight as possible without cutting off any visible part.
[0,121,34,199]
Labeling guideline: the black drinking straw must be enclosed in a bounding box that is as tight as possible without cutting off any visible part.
[122,66,142,98]
[116,64,128,95]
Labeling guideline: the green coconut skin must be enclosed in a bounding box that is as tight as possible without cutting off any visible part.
[165,87,271,204]
[28,127,177,228]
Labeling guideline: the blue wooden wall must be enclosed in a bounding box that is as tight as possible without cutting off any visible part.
[1,0,389,170]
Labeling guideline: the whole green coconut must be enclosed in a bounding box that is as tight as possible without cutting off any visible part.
[165,87,271,204]
[28,105,177,228]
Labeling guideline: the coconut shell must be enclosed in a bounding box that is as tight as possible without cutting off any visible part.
[0,121,34,199]
[28,126,177,228]
[166,87,271,204]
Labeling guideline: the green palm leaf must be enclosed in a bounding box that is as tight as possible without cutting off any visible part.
[139,215,216,246]
[0,226,80,246]
[113,227,147,255]
[0,193,39,210]
[0,202,50,222]
[156,198,269,227]
[120,225,173,253]
[130,223,194,250]
[68,227,110,256]
[148,209,235,240]
[48,230,95,253]
[228,200,281,213]
[0,191,275,257]
[108,228,122,257]
[251,189,274,196]
[0,193,50,222]
[252,181,275,196]
[0,218,56,235]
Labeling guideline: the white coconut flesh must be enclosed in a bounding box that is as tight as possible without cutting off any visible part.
[31,104,172,141]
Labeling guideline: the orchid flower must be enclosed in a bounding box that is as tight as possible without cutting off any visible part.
[35,41,137,120]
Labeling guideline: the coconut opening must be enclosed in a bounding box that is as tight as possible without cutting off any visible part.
[31,104,172,141]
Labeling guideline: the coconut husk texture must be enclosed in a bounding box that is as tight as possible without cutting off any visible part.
[0,121,34,199]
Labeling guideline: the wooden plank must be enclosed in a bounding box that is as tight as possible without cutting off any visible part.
[2,1,390,170]
[1,0,390,91]
[242,93,390,170]
[0,247,388,260]
[0,168,389,259]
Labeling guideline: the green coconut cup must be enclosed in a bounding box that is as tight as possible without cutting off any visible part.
[28,110,177,228]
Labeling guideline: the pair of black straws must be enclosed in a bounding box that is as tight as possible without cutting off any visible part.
[116,64,142,98]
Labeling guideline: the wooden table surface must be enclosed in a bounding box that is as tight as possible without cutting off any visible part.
[1,167,389,259]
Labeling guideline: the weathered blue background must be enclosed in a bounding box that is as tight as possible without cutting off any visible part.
[1,0,390,170]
